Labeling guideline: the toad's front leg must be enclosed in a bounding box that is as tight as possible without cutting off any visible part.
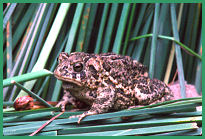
[56,90,78,111]
[70,87,116,124]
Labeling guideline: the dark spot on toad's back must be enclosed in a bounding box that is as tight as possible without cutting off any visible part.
[89,65,98,79]
[104,79,115,87]
[102,62,111,72]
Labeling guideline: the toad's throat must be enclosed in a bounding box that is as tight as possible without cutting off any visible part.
[54,74,83,87]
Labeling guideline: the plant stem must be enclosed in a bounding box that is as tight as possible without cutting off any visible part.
[149,3,160,79]
[170,4,186,98]
[130,34,202,60]
[11,80,53,108]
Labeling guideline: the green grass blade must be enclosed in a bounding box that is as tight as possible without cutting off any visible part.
[63,123,198,136]
[102,3,118,53]
[3,3,17,30]
[194,44,202,93]
[170,4,186,98]
[183,4,196,79]
[149,3,160,79]
[36,131,57,136]
[52,102,200,125]
[3,107,60,117]
[153,127,202,136]
[3,69,53,87]
[6,19,13,78]
[28,4,56,72]
[83,3,98,52]
[44,22,68,99]
[65,3,84,53]
[132,11,153,61]
[3,112,53,123]
[76,4,91,52]
[4,4,37,75]
[18,4,47,75]
[3,3,10,15]
[154,3,171,80]
[51,34,70,101]
[17,4,70,98]
[12,4,37,50]
[186,4,201,82]
[127,4,147,56]
[3,97,201,135]
[11,4,27,27]
[51,4,85,101]
[58,116,201,135]
[122,4,136,55]
[3,101,13,107]
[130,34,202,60]
[9,4,42,79]
[31,3,70,70]
[94,4,109,54]
[112,3,130,54]
[11,81,53,108]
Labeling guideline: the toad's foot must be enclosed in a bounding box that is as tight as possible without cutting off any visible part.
[69,87,116,124]
[56,90,79,111]
[69,110,98,124]
[55,101,68,111]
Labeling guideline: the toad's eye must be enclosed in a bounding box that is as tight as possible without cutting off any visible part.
[73,63,83,72]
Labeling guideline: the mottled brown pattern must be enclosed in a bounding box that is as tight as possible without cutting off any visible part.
[54,52,174,123]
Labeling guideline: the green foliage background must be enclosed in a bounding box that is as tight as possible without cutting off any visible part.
[2,3,202,136]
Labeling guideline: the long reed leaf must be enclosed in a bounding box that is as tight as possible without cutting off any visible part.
[3,69,52,87]
[11,81,53,108]
[28,4,56,72]
[9,4,42,78]
[3,3,17,30]
[63,123,198,136]
[18,4,47,75]
[65,3,84,53]
[131,11,153,61]
[130,34,202,60]
[83,3,98,52]
[94,4,109,54]
[127,4,147,56]
[3,107,60,117]
[58,116,201,135]
[51,34,69,101]
[149,3,160,79]
[3,112,53,123]
[112,3,130,54]
[102,3,118,53]
[153,127,202,136]
[12,4,37,50]
[76,4,91,52]
[154,3,171,80]
[170,4,186,98]
[17,4,70,98]
[164,3,184,83]
[6,19,12,77]
[122,3,136,55]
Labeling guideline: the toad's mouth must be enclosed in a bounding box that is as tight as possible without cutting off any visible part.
[54,74,83,87]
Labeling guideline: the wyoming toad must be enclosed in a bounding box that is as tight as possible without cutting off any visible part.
[54,52,174,123]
